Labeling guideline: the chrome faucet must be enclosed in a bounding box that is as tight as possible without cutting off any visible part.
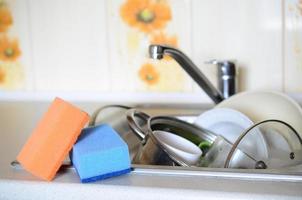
[149,45,236,104]
[205,59,237,99]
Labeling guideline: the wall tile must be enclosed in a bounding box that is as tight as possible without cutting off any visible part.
[284,0,302,92]
[0,0,31,90]
[192,0,283,92]
[29,0,109,91]
[2,0,299,102]
[107,0,193,92]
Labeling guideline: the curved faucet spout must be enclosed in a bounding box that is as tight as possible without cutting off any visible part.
[149,44,224,104]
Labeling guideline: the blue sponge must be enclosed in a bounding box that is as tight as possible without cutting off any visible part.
[71,124,131,183]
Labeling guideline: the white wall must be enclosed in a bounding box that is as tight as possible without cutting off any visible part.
[2,0,302,103]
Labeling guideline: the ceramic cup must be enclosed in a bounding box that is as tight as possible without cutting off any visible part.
[153,130,202,165]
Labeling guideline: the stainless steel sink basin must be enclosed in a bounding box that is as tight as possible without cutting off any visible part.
[1,101,302,199]
[128,115,302,182]
[87,104,302,181]
[3,101,302,180]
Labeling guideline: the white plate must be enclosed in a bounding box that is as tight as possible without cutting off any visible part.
[194,108,268,160]
[216,91,302,142]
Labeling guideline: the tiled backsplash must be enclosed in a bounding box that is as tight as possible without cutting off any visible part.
[0,0,302,102]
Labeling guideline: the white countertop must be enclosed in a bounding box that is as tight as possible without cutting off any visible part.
[2,161,302,200]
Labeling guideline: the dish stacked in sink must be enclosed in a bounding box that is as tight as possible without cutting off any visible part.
[195,91,302,169]
[91,91,302,170]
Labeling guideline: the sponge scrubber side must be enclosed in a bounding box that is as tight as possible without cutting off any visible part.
[71,124,131,183]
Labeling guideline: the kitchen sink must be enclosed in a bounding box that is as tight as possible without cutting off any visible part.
[1,100,302,200]
[133,117,302,181]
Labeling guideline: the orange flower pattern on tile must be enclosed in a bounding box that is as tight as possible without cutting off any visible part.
[0,35,21,61]
[139,63,160,85]
[150,32,178,60]
[120,0,171,33]
[150,32,178,47]
[298,0,302,15]
[0,1,24,89]
[0,7,13,32]
[0,68,5,83]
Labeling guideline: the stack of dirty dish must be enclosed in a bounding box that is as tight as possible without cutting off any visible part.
[210,91,302,169]
[195,91,302,169]
[89,91,302,169]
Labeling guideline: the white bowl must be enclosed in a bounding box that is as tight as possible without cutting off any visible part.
[216,91,302,139]
[153,130,202,165]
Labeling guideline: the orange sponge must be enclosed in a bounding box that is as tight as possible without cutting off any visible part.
[17,97,89,181]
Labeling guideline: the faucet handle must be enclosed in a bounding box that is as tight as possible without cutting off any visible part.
[205,60,237,75]
[205,59,237,99]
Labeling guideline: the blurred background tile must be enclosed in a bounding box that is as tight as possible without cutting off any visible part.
[107,0,193,92]
[1,0,301,102]
[29,0,109,91]
[284,0,302,92]
[192,0,283,92]
[0,0,31,90]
